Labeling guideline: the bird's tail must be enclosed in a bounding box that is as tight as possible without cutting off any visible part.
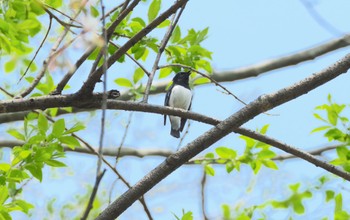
[171,129,180,138]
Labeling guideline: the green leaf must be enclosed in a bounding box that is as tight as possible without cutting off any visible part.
[171,25,181,43]
[159,67,172,79]
[335,193,343,213]
[45,159,66,167]
[257,149,276,160]
[324,128,346,141]
[7,129,25,141]
[45,0,63,8]
[133,68,145,84]
[115,78,133,87]
[204,165,215,176]
[260,124,269,134]
[222,204,231,219]
[65,122,85,134]
[157,19,170,28]
[12,150,32,166]
[311,125,331,133]
[215,147,236,159]
[204,153,214,159]
[313,113,327,123]
[328,111,338,126]
[90,6,99,17]
[34,148,52,162]
[225,161,235,173]
[0,164,10,172]
[193,77,210,85]
[148,0,161,22]
[335,146,349,160]
[25,163,42,182]
[52,119,65,138]
[5,59,16,72]
[132,17,146,27]
[0,185,9,205]
[37,113,48,134]
[7,169,30,182]
[292,199,305,214]
[181,211,193,220]
[262,160,278,170]
[59,136,80,149]
[14,199,34,214]
[326,190,335,202]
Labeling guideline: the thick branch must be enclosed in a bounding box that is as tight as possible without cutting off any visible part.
[95,54,350,219]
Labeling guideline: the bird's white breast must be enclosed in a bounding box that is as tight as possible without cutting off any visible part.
[169,85,192,110]
[169,85,192,130]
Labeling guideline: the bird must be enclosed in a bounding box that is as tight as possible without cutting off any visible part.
[164,71,192,138]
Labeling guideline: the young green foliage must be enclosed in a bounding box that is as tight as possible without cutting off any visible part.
[271,183,312,214]
[1,112,85,219]
[312,95,350,172]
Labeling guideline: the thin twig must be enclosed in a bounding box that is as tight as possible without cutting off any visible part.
[0,140,344,162]
[17,2,88,98]
[53,0,141,96]
[43,4,83,26]
[159,63,247,106]
[97,0,108,178]
[142,3,187,103]
[201,170,208,220]
[81,169,106,220]
[100,2,125,21]
[51,46,95,95]
[0,87,14,98]
[109,41,151,76]
[77,0,188,96]
[18,16,53,84]
[116,112,134,161]
[177,120,191,151]
[44,7,82,29]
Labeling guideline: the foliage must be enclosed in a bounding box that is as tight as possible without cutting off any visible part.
[1,112,84,218]
[201,125,278,176]
[312,94,350,172]
[173,210,193,220]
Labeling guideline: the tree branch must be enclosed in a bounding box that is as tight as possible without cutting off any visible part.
[0,140,342,162]
[77,0,189,96]
[95,54,350,219]
[118,34,350,100]
[52,0,141,95]
[81,169,106,220]
[142,3,187,102]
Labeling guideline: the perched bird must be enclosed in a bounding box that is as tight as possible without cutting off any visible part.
[164,71,192,138]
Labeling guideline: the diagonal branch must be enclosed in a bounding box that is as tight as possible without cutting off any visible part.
[118,34,350,100]
[142,3,187,103]
[77,0,189,96]
[52,0,141,95]
[81,169,106,220]
[95,53,350,219]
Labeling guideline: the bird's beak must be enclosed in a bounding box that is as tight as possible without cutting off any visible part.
[186,71,191,76]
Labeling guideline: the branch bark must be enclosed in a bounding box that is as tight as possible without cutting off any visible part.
[77,0,188,96]
[95,54,350,219]
[118,34,350,100]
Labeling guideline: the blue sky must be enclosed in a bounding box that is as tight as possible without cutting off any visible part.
[4,0,350,219]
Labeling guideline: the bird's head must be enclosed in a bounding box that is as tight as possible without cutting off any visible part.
[172,71,191,84]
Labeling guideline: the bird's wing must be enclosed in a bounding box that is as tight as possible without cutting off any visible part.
[164,84,173,125]
[179,98,192,132]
